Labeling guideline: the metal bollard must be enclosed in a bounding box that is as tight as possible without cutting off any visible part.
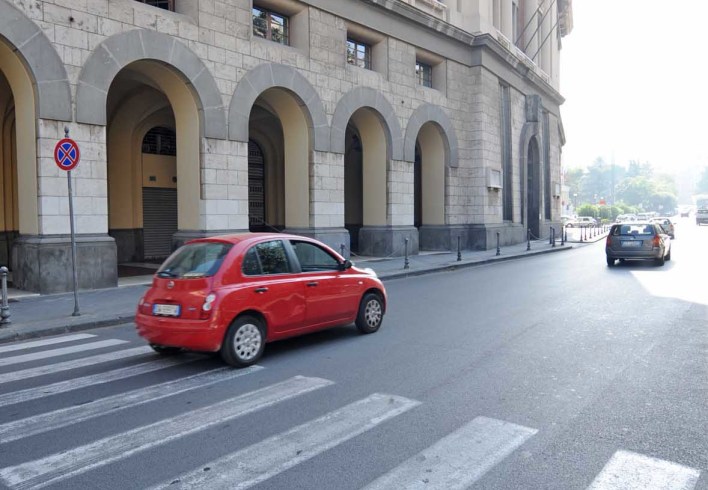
[496,231,501,256]
[340,243,345,258]
[0,266,10,326]
[457,236,462,261]
[549,228,553,245]
[551,227,556,247]
[527,228,531,251]
[404,237,410,269]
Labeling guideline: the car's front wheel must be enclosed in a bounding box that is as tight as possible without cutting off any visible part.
[355,293,384,334]
[221,315,265,367]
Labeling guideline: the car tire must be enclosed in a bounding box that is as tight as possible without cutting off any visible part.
[655,255,665,266]
[150,344,182,355]
[221,315,266,367]
[666,249,671,261]
[355,292,384,334]
[606,257,615,267]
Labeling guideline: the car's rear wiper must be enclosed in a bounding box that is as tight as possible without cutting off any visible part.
[156,271,177,278]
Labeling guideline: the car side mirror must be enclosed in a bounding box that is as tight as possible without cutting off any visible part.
[339,259,353,271]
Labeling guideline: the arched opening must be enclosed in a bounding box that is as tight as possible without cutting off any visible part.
[0,71,18,267]
[414,121,446,248]
[527,136,541,238]
[106,61,200,274]
[344,107,389,255]
[247,88,311,233]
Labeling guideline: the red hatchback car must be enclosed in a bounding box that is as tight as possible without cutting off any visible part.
[136,233,387,367]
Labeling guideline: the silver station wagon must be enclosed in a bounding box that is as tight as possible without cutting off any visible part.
[605,222,671,267]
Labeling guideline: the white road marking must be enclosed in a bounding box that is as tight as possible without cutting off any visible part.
[0,355,202,408]
[587,450,700,490]
[0,346,154,385]
[0,334,96,354]
[0,375,333,490]
[0,339,128,367]
[363,416,537,490]
[0,365,263,443]
[150,393,420,490]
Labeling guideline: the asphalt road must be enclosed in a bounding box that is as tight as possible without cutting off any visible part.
[0,217,706,489]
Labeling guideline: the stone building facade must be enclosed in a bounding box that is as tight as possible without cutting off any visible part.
[0,0,573,293]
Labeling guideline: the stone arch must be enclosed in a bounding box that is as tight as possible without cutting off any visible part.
[403,103,458,167]
[331,87,403,161]
[76,30,226,139]
[229,62,329,151]
[520,121,544,232]
[0,2,71,121]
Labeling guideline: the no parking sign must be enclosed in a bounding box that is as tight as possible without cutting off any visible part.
[54,138,80,171]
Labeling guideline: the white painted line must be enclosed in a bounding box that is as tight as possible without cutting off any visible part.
[150,393,420,490]
[0,339,128,367]
[0,365,263,443]
[0,334,96,354]
[363,416,537,490]
[0,375,332,490]
[0,346,153,385]
[0,355,202,408]
[587,450,700,490]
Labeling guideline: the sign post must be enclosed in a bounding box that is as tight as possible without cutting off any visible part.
[54,128,81,317]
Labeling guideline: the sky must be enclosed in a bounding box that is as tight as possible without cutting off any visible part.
[560,0,708,179]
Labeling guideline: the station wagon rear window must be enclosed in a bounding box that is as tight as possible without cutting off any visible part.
[613,224,655,236]
[157,242,232,278]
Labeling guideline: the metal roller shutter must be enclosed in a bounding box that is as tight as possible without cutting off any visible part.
[142,187,178,260]
[248,141,266,230]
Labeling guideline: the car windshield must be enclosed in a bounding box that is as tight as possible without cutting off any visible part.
[614,224,655,236]
[157,242,232,278]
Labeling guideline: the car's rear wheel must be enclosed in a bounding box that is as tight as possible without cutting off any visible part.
[606,257,615,267]
[355,293,384,334]
[666,249,671,261]
[150,344,182,355]
[221,315,265,367]
[655,255,666,266]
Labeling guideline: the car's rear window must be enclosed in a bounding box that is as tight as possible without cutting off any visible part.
[613,224,655,236]
[157,242,232,278]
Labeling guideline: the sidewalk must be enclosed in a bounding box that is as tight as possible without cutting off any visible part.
[0,230,606,344]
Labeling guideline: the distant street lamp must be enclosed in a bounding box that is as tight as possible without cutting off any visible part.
[573,193,578,210]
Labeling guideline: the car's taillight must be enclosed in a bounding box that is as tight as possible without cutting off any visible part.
[606,235,612,246]
[199,293,217,320]
[652,235,661,247]
[138,296,151,315]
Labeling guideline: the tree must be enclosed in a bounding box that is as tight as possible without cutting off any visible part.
[616,176,656,210]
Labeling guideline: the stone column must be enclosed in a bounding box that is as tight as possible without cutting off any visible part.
[523,0,539,58]
[500,0,513,41]
[13,120,117,294]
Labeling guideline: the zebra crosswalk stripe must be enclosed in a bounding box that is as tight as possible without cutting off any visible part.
[149,393,421,490]
[587,450,700,490]
[0,339,129,367]
[0,355,203,408]
[362,416,537,490]
[0,375,333,490]
[0,365,263,443]
[0,334,96,354]
[0,346,154,385]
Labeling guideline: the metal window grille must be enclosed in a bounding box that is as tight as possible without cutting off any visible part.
[416,61,433,88]
[134,0,174,11]
[252,7,290,45]
[142,127,177,156]
[347,39,371,70]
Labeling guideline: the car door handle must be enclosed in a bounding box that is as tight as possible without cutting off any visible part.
[307,282,318,287]
[254,287,268,293]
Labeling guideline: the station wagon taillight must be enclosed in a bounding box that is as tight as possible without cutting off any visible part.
[652,235,661,247]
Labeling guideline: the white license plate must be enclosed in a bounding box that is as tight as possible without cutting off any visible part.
[621,241,642,248]
[153,304,180,316]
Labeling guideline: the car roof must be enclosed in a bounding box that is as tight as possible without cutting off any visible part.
[185,232,324,247]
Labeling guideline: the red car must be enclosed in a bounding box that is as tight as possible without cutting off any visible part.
[136,233,386,367]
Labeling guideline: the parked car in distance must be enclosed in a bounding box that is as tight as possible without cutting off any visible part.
[605,222,671,267]
[566,216,597,228]
[560,215,575,227]
[615,214,637,223]
[135,233,387,367]
[650,217,675,239]
[697,208,708,226]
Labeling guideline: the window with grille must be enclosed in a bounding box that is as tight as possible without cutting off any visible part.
[416,61,433,88]
[253,7,289,45]
[142,127,177,156]
[134,0,174,11]
[347,39,371,70]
